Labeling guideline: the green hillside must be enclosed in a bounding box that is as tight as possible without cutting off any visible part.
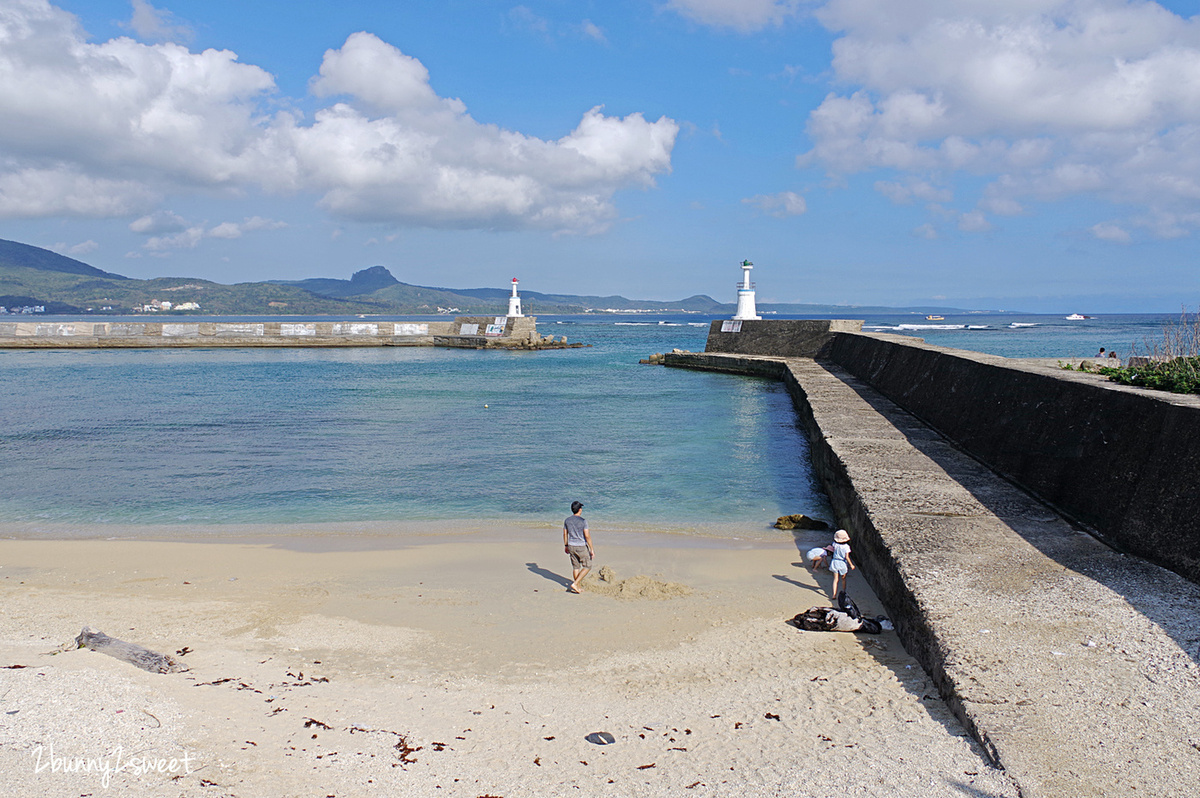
[0,238,127,280]
[0,237,986,317]
[0,262,381,315]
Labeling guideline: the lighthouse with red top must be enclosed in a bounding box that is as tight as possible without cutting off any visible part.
[507,277,524,317]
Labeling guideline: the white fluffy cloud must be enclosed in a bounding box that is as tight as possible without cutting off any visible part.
[289,32,677,230]
[666,0,803,32]
[743,190,808,217]
[136,215,287,251]
[1091,221,1132,242]
[50,238,98,256]
[129,210,187,234]
[206,216,287,239]
[0,166,157,217]
[126,0,191,43]
[802,0,1200,237]
[0,2,678,233]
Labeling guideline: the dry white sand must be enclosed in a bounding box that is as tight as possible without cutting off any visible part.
[0,526,1019,797]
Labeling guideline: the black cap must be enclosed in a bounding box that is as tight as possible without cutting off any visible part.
[571,500,584,513]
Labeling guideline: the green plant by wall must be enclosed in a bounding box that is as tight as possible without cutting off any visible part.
[1099,358,1200,395]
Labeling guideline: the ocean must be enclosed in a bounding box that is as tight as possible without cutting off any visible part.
[0,312,1179,541]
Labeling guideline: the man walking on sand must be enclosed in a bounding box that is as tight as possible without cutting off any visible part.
[563,500,594,594]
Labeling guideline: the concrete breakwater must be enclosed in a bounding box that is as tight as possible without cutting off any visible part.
[666,346,1200,797]
[0,315,581,350]
[702,321,1200,586]
[822,331,1200,587]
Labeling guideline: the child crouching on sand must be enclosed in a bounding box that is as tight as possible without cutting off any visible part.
[806,544,833,570]
[828,529,855,599]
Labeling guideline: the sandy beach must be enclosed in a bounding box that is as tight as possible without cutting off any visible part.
[0,525,1019,797]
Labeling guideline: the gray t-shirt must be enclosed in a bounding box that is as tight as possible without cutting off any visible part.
[564,515,588,546]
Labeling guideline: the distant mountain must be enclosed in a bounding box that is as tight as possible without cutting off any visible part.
[275,265,399,298]
[273,266,727,313]
[0,241,380,315]
[0,238,127,280]
[0,238,993,316]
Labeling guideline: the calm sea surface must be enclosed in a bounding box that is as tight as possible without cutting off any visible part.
[0,312,1178,540]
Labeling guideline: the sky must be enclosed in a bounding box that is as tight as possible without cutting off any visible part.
[1,0,1199,312]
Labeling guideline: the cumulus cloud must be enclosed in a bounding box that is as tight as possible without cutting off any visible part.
[126,0,192,43]
[508,6,550,35]
[1091,221,1132,242]
[0,166,158,217]
[133,213,285,251]
[129,210,187,234]
[0,2,678,233]
[743,190,808,216]
[957,210,992,232]
[979,195,1024,216]
[802,0,1200,236]
[50,239,98,256]
[580,20,608,44]
[144,225,204,252]
[206,216,287,239]
[874,179,952,205]
[666,0,803,32]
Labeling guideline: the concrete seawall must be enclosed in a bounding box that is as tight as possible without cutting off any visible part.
[703,318,863,357]
[0,316,577,350]
[665,350,1200,797]
[823,331,1200,586]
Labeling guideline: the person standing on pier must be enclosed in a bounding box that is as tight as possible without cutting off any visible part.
[563,500,594,594]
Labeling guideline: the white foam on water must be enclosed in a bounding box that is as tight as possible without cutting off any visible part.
[895,323,967,330]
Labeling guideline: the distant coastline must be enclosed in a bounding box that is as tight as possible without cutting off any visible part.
[5,236,1013,317]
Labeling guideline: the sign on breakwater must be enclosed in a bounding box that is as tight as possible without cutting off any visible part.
[0,316,583,350]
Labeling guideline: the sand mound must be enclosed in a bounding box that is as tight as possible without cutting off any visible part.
[581,565,692,600]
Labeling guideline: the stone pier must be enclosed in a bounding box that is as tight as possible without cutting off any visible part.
[666,337,1200,798]
[0,315,581,350]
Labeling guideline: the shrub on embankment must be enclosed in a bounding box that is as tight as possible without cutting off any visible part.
[1098,307,1200,394]
[1098,357,1200,395]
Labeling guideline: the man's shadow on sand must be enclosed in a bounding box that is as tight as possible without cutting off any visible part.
[526,562,572,588]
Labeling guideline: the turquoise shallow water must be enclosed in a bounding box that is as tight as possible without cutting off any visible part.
[0,317,828,537]
[0,312,1180,539]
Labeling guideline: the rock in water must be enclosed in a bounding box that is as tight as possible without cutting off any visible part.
[773,514,830,530]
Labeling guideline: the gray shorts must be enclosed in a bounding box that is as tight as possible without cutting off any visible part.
[829,560,848,576]
[568,545,592,569]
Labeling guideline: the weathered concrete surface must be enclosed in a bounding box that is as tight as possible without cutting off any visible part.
[666,351,1200,798]
[0,316,578,349]
[825,331,1200,586]
[704,318,862,357]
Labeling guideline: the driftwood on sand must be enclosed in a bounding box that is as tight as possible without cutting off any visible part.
[75,626,185,674]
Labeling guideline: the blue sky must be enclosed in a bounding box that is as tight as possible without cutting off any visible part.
[1,0,1199,312]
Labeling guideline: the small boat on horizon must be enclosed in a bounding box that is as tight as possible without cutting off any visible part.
[1065,313,1087,320]
[926,315,944,321]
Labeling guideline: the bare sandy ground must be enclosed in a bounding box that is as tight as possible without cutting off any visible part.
[0,526,1019,797]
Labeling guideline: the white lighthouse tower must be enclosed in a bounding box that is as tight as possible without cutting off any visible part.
[507,277,524,317]
[733,259,761,320]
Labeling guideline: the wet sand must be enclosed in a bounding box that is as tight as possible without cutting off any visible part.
[0,528,1018,797]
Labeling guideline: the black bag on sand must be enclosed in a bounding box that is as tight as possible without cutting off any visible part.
[787,591,892,634]
[788,607,840,632]
[837,589,890,634]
